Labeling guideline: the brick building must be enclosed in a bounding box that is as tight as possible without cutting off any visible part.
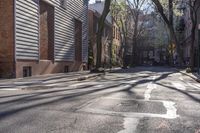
[88,0,121,68]
[0,0,88,78]
[88,8,112,68]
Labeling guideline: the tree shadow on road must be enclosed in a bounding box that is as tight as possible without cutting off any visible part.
[110,66,175,74]
[0,79,153,120]
[0,68,175,120]
[157,83,200,103]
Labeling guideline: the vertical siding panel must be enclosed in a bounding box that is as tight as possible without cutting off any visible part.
[15,0,39,60]
[52,0,88,62]
[15,0,88,62]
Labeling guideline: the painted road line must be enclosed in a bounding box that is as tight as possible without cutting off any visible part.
[144,75,158,101]
[118,118,139,133]
[102,97,179,119]
[145,83,154,101]
[145,82,157,101]
[162,101,178,119]
[172,82,186,90]
[81,106,179,119]
[79,96,179,120]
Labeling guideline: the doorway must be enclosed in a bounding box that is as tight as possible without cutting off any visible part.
[39,0,54,60]
[74,19,82,62]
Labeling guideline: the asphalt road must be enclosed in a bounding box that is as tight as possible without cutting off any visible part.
[0,67,200,133]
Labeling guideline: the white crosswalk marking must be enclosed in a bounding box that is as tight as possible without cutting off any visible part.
[118,118,139,133]
[145,82,156,101]
[162,101,178,119]
[145,76,157,101]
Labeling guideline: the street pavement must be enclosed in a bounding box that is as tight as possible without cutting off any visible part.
[0,67,200,133]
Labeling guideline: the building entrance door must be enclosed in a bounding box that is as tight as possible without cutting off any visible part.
[39,0,54,60]
[74,19,82,62]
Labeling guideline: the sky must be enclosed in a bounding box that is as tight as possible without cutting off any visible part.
[89,0,95,4]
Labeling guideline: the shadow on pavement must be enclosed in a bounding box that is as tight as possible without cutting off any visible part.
[157,83,200,103]
[0,67,176,120]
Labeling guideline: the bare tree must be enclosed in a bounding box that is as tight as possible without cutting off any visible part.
[111,0,129,68]
[152,0,184,65]
[95,0,112,70]
[127,0,148,66]
[188,0,200,70]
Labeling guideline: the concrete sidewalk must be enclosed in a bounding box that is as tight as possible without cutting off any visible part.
[175,68,200,83]
[0,71,104,91]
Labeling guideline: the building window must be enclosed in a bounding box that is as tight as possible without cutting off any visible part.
[64,66,69,73]
[83,65,87,70]
[23,66,32,77]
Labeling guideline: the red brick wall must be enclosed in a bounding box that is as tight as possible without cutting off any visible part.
[16,60,86,78]
[0,0,15,78]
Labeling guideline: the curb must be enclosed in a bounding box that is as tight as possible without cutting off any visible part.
[0,73,105,91]
[77,73,105,81]
[22,73,105,90]
[175,68,200,83]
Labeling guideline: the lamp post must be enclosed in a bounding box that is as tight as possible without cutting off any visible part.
[198,24,200,74]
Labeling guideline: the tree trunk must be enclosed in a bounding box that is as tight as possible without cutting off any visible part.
[115,17,127,68]
[96,0,112,69]
[152,0,184,66]
[189,0,198,71]
[189,21,196,71]
[120,18,128,68]
[130,13,139,67]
